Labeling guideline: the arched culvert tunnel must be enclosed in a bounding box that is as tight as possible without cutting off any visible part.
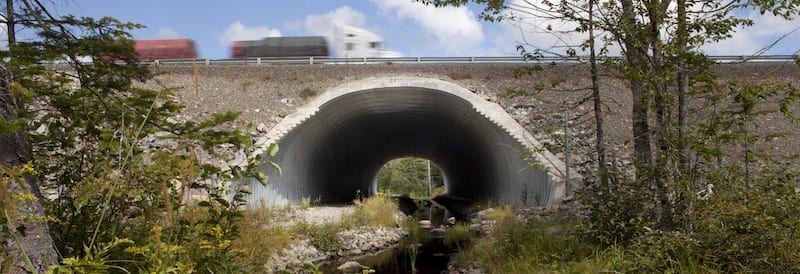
[248,77,569,206]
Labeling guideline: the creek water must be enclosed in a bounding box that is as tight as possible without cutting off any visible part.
[323,204,473,273]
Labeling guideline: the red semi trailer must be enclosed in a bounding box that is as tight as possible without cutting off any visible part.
[134,39,198,60]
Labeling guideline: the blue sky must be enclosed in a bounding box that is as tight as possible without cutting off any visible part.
[34,0,800,59]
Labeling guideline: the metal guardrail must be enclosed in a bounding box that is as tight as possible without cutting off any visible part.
[143,55,799,66]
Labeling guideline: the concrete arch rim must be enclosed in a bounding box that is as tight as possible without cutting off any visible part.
[261,76,570,200]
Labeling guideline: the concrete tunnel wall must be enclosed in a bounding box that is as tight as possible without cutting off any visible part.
[246,77,569,206]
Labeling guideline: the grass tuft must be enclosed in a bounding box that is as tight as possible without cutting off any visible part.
[447,71,473,80]
[232,205,295,268]
[299,87,317,99]
[296,221,344,253]
[347,195,399,227]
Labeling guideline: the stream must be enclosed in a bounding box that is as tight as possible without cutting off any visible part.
[322,202,477,273]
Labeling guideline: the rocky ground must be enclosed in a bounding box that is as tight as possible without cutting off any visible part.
[263,206,406,273]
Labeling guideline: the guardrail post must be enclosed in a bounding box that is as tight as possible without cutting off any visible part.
[310,57,314,65]
[363,57,367,64]
[205,58,210,66]
[257,57,261,65]
[417,57,421,63]
[470,57,475,63]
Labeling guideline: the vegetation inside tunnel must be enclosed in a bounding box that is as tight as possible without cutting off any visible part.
[376,157,445,198]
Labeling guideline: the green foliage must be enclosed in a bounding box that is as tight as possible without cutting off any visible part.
[0,115,24,136]
[462,207,617,273]
[1,163,43,273]
[415,0,506,22]
[48,238,135,274]
[302,258,324,274]
[401,217,430,246]
[577,168,653,247]
[292,196,400,254]
[377,157,444,198]
[232,207,295,269]
[443,223,471,248]
[424,0,800,273]
[347,195,399,227]
[689,165,800,272]
[1,5,280,273]
[296,221,345,253]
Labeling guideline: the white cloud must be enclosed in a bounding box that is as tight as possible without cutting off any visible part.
[218,21,281,46]
[306,6,367,37]
[703,11,800,55]
[371,0,484,55]
[499,1,800,56]
[487,0,623,57]
[155,27,180,39]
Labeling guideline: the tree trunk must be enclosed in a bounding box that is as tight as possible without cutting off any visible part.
[646,0,674,228]
[588,0,608,188]
[674,0,693,232]
[621,0,652,166]
[5,0,15,46]
[676,0,689,174]
[1,66,59,273]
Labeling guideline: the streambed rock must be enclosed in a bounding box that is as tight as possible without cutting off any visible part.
[337,261,369,273]
[265,225,406,272]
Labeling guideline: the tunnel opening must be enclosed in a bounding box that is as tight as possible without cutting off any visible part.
[248,77,568,207]
[375,157,445,199]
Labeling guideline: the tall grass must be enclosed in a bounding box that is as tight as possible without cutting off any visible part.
[460,207,621,273]
[232,205,295,267]
[347,195,399,227]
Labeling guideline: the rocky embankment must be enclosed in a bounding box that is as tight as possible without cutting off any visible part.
[264,206,406,273]
[267,226,406,272]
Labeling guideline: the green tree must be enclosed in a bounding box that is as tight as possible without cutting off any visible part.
[377,157,444,198]
[419,0,800,228]
[1,1,273,272]
[420,3,800,272]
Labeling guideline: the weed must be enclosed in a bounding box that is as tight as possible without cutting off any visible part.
[302,258,323,274]
[444,223,472,248]
[299,87,317,99]
[304,73,317,82]
[300,197,312,209]
[447,71,473,80]
[336,70,345,81]
[460,208,609,273]
[296,221,344,253]
[232,207,295,269]
[499,85,544,98]
[241,79,254,92]
[347,195,399,227]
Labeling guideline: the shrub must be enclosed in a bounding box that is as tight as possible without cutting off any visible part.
[296,221,344,253]
[232,206,295,270]
[461,207,614,273]
[443,223,471,248]
[299,87,317,99]
[577,168,654,247]
[348,195,399,227]
[690,165,800,273]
